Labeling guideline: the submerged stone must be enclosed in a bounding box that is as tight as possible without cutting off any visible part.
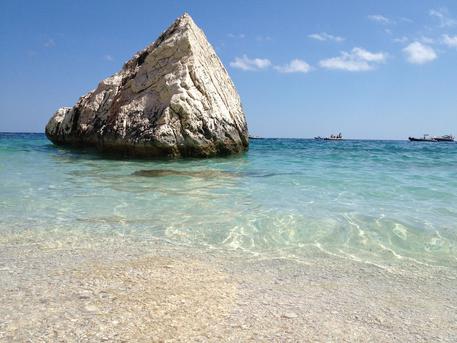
[45,13,248,158]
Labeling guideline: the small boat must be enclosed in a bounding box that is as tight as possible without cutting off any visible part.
[408,134,455,142]
[408,134,436,142]
[434,134,455,142]
[319,133,343,141]
[249,135,263,140]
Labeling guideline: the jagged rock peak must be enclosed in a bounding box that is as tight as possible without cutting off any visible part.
[45,13,249,158]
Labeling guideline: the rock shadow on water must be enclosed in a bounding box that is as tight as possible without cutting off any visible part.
[132,169,299,179]
[132,169,239,179]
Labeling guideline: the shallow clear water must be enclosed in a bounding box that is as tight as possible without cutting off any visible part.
[1,133,456,266]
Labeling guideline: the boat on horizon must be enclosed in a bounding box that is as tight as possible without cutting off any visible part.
[249,135,264,140]
[434,134,455,142]
[408,134,455,142]
[315,133,343,141]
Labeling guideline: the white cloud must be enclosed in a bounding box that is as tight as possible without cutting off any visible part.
[442,34,457,47]
[104,54,114,61]
[44,38,56,48]
[230,55,271,71]
[403,42,437,64]
[319,47,387,72]
[274,59,311,74]
[308,32,344,42]
[352,48,386,62]
[368,14,391,25]
[393,36,409,43]
[429,8,457,28]
[231,56,311,74]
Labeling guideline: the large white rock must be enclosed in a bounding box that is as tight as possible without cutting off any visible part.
[45,13,248,157]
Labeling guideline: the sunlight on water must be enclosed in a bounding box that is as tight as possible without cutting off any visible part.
[1,133,457,267]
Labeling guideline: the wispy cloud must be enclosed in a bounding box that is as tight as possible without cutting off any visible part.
[442,34,457,48]
[393,36,409,44]
[368,14,392,25]
[44,38,56,48]
[104,54,114,61]
[227,33,246,39]
[429,8,457,28]
[400,17,414,24]
[319,47,387,72]
[256,35,272,42]
[308,32,344,42]
[230,55,271,71]
[403,42,437,64]
[274,59,311,74]
[420,36,435,44]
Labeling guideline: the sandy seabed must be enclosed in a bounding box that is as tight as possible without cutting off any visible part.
[0,231,456,342]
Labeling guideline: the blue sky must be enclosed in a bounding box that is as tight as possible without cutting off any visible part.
[1,0,456,139]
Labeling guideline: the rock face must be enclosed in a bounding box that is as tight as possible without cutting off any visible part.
[45,13,248,158]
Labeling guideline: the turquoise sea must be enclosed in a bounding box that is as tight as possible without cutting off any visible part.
[1,133,456,267]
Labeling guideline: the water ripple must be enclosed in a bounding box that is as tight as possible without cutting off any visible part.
[1,134,457,267]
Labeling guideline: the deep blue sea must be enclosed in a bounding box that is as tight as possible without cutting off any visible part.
[1,133,456,267]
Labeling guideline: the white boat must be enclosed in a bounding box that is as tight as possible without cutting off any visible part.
[409,134,455,142]
[434,134,454,142]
